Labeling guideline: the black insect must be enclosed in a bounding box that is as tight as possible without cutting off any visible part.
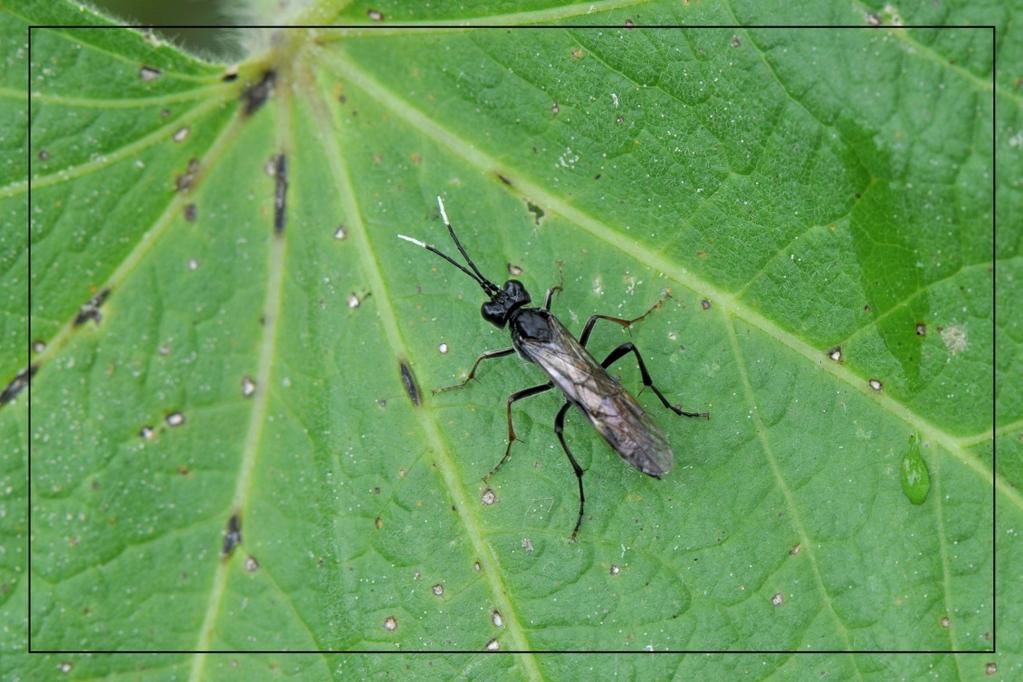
[399,197,708,538]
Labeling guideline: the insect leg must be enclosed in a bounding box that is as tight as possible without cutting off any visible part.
[433,347,515,394]
[578,292,671,347]
[483,382,554,482]
[543,261,566,311]
[542,286,562,311]
[601,342,710,419]
[553,401,586,539]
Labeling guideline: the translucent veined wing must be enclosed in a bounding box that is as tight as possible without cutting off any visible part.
[514,315,673,476]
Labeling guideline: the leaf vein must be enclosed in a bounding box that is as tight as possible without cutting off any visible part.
[725,313,865,666]
[307,63,543,674]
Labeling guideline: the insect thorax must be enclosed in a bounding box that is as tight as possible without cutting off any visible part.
[510,308,555,343]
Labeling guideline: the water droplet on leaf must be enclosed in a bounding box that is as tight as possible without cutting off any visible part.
[900,436,930,505]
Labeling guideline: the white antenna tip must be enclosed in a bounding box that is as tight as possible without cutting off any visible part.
[397,233,427,248]
[436,195,449,226]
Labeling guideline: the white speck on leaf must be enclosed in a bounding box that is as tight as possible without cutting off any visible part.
[940,324,968,355]
[558,147,579,168]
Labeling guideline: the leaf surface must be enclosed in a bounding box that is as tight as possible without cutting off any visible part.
[3,0,1018,679]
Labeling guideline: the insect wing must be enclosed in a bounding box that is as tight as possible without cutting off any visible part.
[588,389,673,477]
[518,317,673,477]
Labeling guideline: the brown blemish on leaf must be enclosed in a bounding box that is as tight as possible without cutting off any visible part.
[176,158,200,192]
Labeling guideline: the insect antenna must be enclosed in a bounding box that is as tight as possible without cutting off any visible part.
[434,196,499,295]
[397,234,497,295]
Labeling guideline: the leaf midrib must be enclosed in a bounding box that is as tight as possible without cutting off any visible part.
[305,57,543,674]
[188,77,326,677]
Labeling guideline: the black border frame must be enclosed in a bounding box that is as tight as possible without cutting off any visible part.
[24,17,998,654]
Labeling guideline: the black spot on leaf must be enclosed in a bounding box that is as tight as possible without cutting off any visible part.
[222,513,242,558]
[400,360,421,407]
[242,70,276,115]
[74,288,111,326]
[1,365,38,406]
[526,201,545,225]
[273,153,288,235]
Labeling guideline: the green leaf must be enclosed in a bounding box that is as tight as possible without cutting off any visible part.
[4,0,1018,679]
